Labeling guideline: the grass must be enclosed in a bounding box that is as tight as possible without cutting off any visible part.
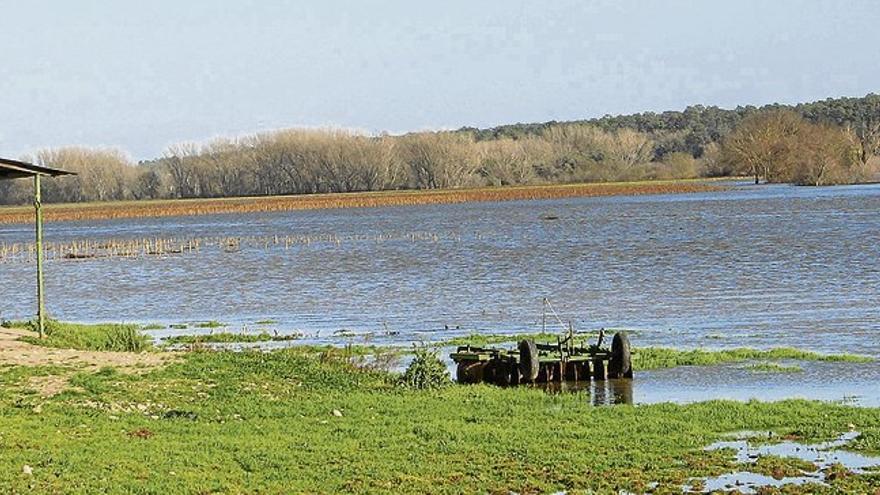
[745,362,804,374]
[0,347,878,494]
[633,347,871,370]
[194,320,226,329]
[441,331,584,346]
[0,179,724,224]
[161,332,302,345]
[17,320,152,352]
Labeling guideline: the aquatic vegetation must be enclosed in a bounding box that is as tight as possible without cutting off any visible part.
[161,332,302,345]
[745,362,804,374]
[194,320,226,329]
[691,430,880,492]
[633,347,872,370]
[440,331,581,346]
[0,231,462,263]
[19,320,151,352]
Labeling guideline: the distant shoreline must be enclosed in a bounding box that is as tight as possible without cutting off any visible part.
[0,179,725,225]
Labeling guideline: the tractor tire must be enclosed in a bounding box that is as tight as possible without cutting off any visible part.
[456,361,484,384]
[494,362,515,386]
[518,339,540,382]
[608,331,633,379]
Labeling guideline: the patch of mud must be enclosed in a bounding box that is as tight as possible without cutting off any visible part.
[684,431,880,493]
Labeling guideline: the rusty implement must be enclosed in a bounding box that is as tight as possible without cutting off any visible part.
[450,329,633,386]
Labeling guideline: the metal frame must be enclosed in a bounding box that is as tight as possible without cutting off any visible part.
[0,157,75,338]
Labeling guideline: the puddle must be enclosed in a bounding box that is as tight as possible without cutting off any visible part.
[685,431,880,493]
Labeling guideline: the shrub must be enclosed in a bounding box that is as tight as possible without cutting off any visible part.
[399,345,450,390]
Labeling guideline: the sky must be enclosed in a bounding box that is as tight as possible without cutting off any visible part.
[1,0,879,160]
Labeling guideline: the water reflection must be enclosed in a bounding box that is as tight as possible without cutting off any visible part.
[531,378,634,405]
[591,379,633,406]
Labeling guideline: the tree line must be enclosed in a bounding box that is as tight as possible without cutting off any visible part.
[1,94,878,205]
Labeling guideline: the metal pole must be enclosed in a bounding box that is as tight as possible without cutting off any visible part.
[34,174,45,339]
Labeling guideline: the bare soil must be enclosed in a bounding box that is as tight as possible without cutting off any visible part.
[0,326,175,396]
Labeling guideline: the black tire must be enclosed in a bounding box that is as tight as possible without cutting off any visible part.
[483,361,498,384]
[456,361,484,384]
[608,332,633,379]
[509,362,521,385]
[518,339,540,382]
[494,362,515,386]
[455,362,469,384]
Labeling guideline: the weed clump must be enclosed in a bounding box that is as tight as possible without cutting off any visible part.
[399,345,450,390]
[21,320,151,352]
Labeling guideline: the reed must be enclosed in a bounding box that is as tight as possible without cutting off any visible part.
[0,231,463,263]
[0,180,723,225]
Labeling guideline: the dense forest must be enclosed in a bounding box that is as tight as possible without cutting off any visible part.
[1,94,878,204]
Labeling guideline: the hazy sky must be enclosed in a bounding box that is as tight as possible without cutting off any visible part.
[2,0,879,159]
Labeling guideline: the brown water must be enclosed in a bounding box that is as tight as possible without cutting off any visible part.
[2,182,879,377]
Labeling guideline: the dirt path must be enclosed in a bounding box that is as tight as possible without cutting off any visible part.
[0,327,176,396]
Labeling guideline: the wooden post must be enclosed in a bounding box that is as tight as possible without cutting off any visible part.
[34,174,45,339]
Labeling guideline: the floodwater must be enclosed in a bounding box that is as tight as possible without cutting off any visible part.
[2,182,880,404]
[685,431,880,493]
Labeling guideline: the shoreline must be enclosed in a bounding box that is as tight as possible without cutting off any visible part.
[0,179,725,225]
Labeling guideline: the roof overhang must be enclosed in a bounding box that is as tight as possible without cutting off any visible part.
[0,157,76,181]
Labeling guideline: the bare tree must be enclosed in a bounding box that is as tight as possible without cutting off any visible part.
[399,132,480,189]
[720,110,804,184]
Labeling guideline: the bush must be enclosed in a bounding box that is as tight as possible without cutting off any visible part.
[399,345,450,390]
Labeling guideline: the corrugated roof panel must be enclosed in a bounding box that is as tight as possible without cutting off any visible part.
[0,157,76,180]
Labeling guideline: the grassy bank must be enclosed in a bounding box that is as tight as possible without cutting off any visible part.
[7,320,151,352]
[0,179,723,224]
[1,347,879,494]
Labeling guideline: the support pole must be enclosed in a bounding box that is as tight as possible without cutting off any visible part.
[34,174,45,339]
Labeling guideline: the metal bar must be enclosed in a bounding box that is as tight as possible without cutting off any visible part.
[34,175,45,339]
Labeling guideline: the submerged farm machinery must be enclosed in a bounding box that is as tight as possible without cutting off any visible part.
[451,328,633,386]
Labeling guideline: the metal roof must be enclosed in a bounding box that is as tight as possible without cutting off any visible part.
[0,157,76,180]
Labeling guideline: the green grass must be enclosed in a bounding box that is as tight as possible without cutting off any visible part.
[441,331,594,347]
[19,320,151,352]
[0,319,31,329]
[162,332,302,345]
[744,362,804,374]
[195,320,226,329]
[633,347,871,370]
[0,348,878,493]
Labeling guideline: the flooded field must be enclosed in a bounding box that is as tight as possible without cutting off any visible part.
[2,182,880,405]
[2,182,878,347]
